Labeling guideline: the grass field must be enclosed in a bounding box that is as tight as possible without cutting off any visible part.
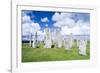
[22,41,90,62]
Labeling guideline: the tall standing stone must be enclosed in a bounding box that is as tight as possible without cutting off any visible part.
[55,28,62,48]
[69,33,73,48]
[29,33,32,47]
[63,38,71,50]
[78,40,87,55]
[32,35,35,48]
[44,28,52,48]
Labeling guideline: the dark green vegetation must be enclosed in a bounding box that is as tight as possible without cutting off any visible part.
[22,41,90,62]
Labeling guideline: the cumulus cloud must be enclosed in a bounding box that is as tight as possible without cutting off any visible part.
[76,20,90,26]
[52,13,61,21]
[41,17,49,22]
[52,12,75,28]
[22,12,41,36]
[22,13,32,24]
[61,22,90,35]
[60,13,74,20]
[52,12,74,21]
[52,12,90,35]
[61,26,72,35]
[22,23,31,35]
[53,17,75,28]
[31,23,41,32]
[22,13,32,35]
[72,25,82,35]
[71,21,90,35]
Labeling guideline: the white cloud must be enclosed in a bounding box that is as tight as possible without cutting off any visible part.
[52,12,75,28]
[52,12,90,35]
[61,23,90,35]
[72,21,90,35]
[22,13,32,35]
[52,13,61,21]
[76,20,90,26]
[22,13,41,36]
[22,22,42,36]
[22,23,31,35]
[37,30,44,35]
[22,11,44,41]
[52,12,74,21]
[22,14,32,23]
[53,18,75,28]
[31,22,41,31]
[61,26,72,35]
[53,22,61,27]
[41,17,49,22]
[80,24,90,35]
[72,25,82,35]
[60,13,74,19]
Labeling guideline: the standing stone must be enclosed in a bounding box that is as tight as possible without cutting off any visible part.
[34,32,38,48]
[76,39,79,47]
[29,33,32,47]
[55,28,62,48]
[44,28,52,48]
[32,35,35,48]
[64,38,71,50]
[69,33,73,48]
[29,40,31,47]
[57,39,62,48]
[29,28,34,47]
[78,40,87,55]
[64,34,74,50]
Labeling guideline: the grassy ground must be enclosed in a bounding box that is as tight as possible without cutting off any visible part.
[22,41,90,62]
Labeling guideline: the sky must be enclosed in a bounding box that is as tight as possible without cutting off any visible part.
[22,10,90,36]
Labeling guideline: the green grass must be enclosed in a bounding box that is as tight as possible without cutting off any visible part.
[22,41,90,62]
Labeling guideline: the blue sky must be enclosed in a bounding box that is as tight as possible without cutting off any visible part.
[22,10,55,30]
[22,10,90,36]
